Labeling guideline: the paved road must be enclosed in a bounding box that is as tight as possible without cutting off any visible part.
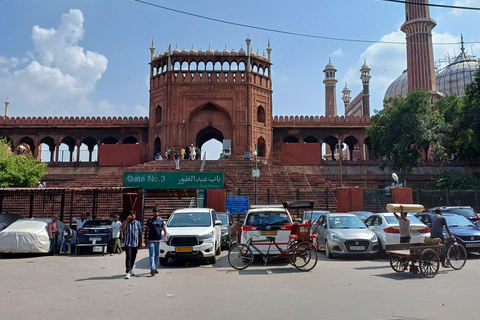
[1,249,478,320]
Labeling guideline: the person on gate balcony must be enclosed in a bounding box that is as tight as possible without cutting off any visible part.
[393,205,410,244]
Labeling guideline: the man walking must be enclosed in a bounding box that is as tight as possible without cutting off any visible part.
[145,207,167,276]
[121,211,143,279]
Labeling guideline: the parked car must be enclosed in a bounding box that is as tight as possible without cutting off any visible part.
[348,211,373,222]
[160,208,222,265]
[315,213,378,258]
[416,212,480,253]
[217,212,238,250]
[301,210,330,222]
[76,219,113,254]
[242,205,293,255]
[363,212,430,253]
[0,218,65,255]
[429,206,480,225]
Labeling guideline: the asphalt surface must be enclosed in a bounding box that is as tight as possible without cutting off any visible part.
[1,249,479,320]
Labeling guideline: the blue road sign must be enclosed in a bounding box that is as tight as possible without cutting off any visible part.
[226,196,249,214]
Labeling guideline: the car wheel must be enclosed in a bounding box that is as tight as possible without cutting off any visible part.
[215,242,221,255]
[159,257,168,266]
[208,254,217,264]
[325,240,333,259]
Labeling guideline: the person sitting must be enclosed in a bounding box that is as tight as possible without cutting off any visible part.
[61,225,75,255]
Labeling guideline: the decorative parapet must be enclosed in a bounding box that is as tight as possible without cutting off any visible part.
[0,116,149,127]
[273,115,372,127]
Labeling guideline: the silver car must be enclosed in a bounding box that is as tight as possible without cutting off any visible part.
[315,213,379,258]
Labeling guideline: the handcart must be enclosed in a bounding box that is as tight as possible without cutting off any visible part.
[386,239,467,278]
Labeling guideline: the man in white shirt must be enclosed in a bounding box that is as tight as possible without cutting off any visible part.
[73,213,87,230]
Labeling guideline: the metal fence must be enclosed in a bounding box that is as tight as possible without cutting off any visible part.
[413,188,480,211]
[0,188,137,226]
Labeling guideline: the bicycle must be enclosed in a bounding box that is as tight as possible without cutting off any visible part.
[445,237,467,270]
[228,234,318,272]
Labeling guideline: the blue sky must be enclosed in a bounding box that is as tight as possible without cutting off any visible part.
[1,0,479,158]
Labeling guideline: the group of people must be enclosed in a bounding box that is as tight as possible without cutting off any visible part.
[393,206,454,268]
[155,144,201,167]
[121,207,166,279]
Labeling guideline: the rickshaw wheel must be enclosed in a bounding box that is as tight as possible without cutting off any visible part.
[389,254,408,272]
[419,248,439,278]
[228,244,254,270]
[290,243,318,271]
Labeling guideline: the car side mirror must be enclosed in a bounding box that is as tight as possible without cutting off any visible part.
[215,220,222,226]
[322,223,327,228]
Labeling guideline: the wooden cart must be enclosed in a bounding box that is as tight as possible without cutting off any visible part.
[386,243,445,278]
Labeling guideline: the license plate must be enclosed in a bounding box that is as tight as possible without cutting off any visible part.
[260,230,277,235]
[349,246,365,251]
[92,246,104,252]
[89,237,102,241]
[175,247,193,253]
[466,243,480,247]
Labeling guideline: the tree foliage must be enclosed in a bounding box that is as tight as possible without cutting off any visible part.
[0,138,47,188]
[431,170,480,190]
[367,89,442,175]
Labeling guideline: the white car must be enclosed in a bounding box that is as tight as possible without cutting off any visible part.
[160,208,222,265]
[363,212,430,252]
[242,205,293,255]
[0,218,65,254]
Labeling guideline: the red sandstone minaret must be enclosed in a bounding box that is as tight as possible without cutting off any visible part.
[323,60,338,116]
[401,0,441,102]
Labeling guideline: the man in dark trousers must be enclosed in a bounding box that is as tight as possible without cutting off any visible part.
[121,211,143,279]
[145,207,167,276]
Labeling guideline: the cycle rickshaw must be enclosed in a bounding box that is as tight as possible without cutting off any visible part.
[227,200,319,271]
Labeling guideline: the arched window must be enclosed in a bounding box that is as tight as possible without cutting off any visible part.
[257,137,266,157]
[284,136,299,143]
[257,106,266,124]
[303,136,318,143]
[156,106,162,123]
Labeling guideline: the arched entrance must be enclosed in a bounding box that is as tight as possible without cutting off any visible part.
[196,126,224,160]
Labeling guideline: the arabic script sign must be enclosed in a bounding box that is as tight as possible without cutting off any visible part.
[123,172,224,189]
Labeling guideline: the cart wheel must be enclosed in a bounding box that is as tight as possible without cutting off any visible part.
[447,243,467,270]
[419,248,440,278]
[389,254,408,273]
[290,243,318,271]
[228,244,253,270]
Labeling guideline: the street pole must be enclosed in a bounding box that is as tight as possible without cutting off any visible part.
[253,144,258,205]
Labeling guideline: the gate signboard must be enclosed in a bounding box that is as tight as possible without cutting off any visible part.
[124,172,223,189]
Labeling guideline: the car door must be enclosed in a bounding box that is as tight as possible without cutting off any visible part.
[316,215,327,249]
[211,210,221,246]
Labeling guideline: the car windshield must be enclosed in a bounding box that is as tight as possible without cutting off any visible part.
[385,214,423,225]
[303,211,328,221]
[167,212,211,227]
[443,208,476,218]
[445,215,474,227]
[246,212,291,226]
[350,212,372,219]
[83,220,112,227]
[217,214,228,225]
[328,216,366,229]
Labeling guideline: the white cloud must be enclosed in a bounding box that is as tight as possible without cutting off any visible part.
[331,49,343,57]
[451,0,477,16]
[0,9,109,117]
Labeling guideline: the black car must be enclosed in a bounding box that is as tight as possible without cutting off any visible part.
[416,212,480,253]
[76,219,114,254]
[429,206,480,225]
[217,212,238,250]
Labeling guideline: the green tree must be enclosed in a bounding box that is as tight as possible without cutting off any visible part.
[367,89,443,176]
[460,68,480,163]
[0,138,47,187]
